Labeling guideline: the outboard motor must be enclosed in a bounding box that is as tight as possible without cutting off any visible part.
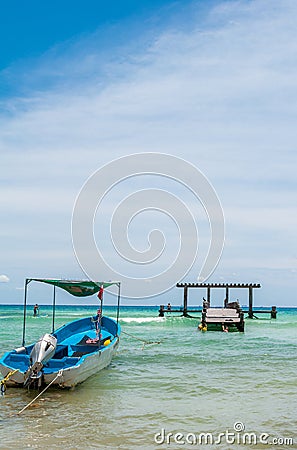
[24,333,57,387]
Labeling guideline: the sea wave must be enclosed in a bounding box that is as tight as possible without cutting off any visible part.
[120,317,165,324]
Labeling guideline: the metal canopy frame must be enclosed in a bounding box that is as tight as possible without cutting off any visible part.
[22,278,121,346]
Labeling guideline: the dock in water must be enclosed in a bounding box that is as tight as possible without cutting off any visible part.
[158,283,277,332]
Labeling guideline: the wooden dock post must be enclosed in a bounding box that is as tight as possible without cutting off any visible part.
[183,286,188,317]
[238,309,245,332]
[225,286,229,307]
[207,286,211,306]
[271,306,277,319]
[158,305,165,317]
[248,286,253,319]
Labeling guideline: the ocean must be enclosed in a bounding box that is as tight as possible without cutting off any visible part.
[0,304,296,449]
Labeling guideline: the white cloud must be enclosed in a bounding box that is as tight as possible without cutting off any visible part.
[0,274,10,282]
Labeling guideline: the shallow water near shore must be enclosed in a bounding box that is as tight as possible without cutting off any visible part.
[0,305,296,449]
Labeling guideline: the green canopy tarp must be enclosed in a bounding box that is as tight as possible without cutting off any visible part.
[29,279,118,297]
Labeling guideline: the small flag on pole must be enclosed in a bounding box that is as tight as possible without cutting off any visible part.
[98,285,104,300]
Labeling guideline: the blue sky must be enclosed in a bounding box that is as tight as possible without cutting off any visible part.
[0,0,296,305]
[0,1,182,67]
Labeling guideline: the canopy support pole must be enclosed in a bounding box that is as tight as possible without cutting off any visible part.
[52,285,56,334]
[98,290,103,346]
[22,279,31,347]
[116,282,121,334]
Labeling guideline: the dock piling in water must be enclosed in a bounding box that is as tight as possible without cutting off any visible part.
[271,306,277,319]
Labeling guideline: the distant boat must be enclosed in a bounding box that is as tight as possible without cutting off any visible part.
[0,278,121,389]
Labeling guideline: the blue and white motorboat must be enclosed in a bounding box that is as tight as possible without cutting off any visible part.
[0,278,121,389]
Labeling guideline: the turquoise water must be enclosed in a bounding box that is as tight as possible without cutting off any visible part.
[0,304,296,449]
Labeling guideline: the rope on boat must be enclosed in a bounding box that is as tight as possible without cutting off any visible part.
[0,369,19,396]
[17,370,63,415]
[121,330,161,349]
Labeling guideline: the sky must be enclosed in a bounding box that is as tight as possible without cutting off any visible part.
[0,0,296,306]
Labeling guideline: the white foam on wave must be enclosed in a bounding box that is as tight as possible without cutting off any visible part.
[120,317,165,324]
[0,315,17,319]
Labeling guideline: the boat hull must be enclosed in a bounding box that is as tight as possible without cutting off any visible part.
[0,338,119,388]
[0,316,120,388]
